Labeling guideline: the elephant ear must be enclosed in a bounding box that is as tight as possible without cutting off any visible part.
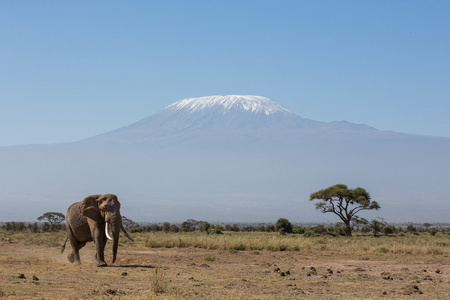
[80,195,102,220]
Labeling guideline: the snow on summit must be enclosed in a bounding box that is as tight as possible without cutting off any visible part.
[166,95,291,115]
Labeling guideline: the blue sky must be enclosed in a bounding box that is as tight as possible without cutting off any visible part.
[1,1,449,146]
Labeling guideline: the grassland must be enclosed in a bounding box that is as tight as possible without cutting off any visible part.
[1,230,450,299]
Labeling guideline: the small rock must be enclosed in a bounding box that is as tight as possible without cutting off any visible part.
[435,269,441,274]
[32,275,39,281]
[274,267,281,273]
[285,270,290,275]
[382,291,387,295]
[403,285,423,295]
[327,268,333,274]
[280,272,286,276]
[18,274,26,279]
[105,289,118,296]
[308,267,317,275]
[121,272,127,276]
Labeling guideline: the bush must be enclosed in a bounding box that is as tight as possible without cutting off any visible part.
[265,225,275,232]
[275,218,293,234]
[293,226,306,234]
[169,224,179,233]
[383,226,395,235]
[41,222,51,232]
[406,224,417,233]
[29,222,39,233]
[312,225,327,235]
[210,226,224,235]
[162,222,171,232]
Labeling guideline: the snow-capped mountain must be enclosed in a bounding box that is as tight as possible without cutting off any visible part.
[1,95,449,223]
[86,95,374,144]
[167,95,290,115]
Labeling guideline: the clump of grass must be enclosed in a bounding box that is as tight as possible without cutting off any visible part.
[150,266,168,294]
[205,254,216,262]
[375,247,390,254]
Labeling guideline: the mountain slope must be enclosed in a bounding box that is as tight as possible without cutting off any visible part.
[85,95,375,145]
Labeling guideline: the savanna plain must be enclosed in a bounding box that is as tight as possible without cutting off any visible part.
[1,230,450,299]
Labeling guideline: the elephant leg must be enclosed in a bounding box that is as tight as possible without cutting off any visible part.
[93,228,107,267]
[68,240,86,265]
[67,251,75,263]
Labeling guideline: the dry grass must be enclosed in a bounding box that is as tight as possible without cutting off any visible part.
[143,231,450,256]
[1,230,450,299]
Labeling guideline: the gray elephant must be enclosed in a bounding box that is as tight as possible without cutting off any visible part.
[61,194,133,267]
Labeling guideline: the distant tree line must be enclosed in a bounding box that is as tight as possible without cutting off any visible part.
[122,218,448,237]
[1,212,448,237]
[2,221,64,232]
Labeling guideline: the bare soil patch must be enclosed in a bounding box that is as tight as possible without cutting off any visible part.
[1,234,449,299]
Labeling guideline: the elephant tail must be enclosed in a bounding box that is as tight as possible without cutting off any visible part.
[61,237,68,254]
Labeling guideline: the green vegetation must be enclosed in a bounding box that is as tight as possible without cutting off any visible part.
[275,218,293,234]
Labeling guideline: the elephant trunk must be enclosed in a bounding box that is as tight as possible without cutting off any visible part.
[107,211,121,264]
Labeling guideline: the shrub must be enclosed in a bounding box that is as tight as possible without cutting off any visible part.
[162,222,171,232]
[210,226,224,235]
[169,224,179,233]
[293,226,306,234]
[312,225,327,235]
[406,224,417,233]
[275,218,293,234]
[383,226,395,235]
[29,222,39,233]
[41,222,51,232]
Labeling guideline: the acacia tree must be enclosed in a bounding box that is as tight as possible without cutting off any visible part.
[309,184,380,236]
[37,212,65,225]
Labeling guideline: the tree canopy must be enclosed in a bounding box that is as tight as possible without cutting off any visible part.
[37,212,65,224]
[309,184,380,236]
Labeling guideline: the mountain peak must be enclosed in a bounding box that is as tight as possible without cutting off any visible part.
[166,95,290,115]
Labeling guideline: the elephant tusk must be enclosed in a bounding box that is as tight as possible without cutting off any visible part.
[105,222,113,241]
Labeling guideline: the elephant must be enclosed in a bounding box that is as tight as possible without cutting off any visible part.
[61,194,133,267]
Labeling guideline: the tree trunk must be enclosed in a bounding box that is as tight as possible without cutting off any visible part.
[344,221,352,236]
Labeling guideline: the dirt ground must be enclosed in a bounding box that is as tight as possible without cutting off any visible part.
[1,238,449,299]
